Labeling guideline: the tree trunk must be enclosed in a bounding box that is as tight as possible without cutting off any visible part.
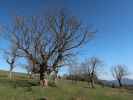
[90,79,94,88]
[9,66,13,80]
[39,64,47,87]
[40,72,44,80]
[40,67,44,86]
[9,70,12,80]
[90,76,94,88]
[118,79,122,87]
[88,75,94,88]
[54,70,58,84]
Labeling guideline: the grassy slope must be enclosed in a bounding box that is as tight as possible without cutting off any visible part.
[0,70,133,100]
[0,70,28,79]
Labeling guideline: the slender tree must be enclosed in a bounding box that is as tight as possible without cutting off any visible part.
[6,46,18,79]
[112,64,128,87]
[82,57,103,88]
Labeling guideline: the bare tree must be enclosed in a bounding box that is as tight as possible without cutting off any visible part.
[9,9,95,86]
[68,62,81,83]
[82,57,103,88]
[112,64,128,87]
[5,46,18,79]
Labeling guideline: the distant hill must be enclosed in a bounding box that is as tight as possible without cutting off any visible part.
[101,78,133,86]
[0,69,27,79]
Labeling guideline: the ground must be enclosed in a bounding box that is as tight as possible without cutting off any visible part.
[0,70,133,100]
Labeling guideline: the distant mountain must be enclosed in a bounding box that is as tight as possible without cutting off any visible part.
[100,78,133,86]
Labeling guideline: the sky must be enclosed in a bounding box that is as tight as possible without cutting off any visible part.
[0,0,132,80]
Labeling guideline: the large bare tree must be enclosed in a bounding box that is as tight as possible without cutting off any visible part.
[9,9,95,86]
[112,64,128,87]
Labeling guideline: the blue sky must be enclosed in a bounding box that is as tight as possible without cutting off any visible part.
[0,0,132,80]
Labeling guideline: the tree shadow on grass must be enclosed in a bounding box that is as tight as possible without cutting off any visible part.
[37,97,48,100]
[0,78,39,88]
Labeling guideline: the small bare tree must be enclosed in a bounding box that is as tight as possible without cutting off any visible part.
[69,62,81,83]
[82,57,103,88]
[6,46,18,79]
[112,64,128,87]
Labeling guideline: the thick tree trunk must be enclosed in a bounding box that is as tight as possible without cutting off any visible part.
[40,70,44,80]
[39,64,48,87]
[40,65,45,87]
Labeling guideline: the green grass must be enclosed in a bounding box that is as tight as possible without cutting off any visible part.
[0,70,133,100]
[0,79,133,100]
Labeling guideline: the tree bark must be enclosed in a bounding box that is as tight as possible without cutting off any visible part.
[40,64,45,86]
[39,63,47,87]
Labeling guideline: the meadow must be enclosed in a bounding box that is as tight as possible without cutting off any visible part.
[0,70,133,100]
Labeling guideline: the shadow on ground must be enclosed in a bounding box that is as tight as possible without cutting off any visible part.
[0,78,39,88]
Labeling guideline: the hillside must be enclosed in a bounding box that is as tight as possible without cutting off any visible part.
[0,70,28,79]
[0,71,133,100]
